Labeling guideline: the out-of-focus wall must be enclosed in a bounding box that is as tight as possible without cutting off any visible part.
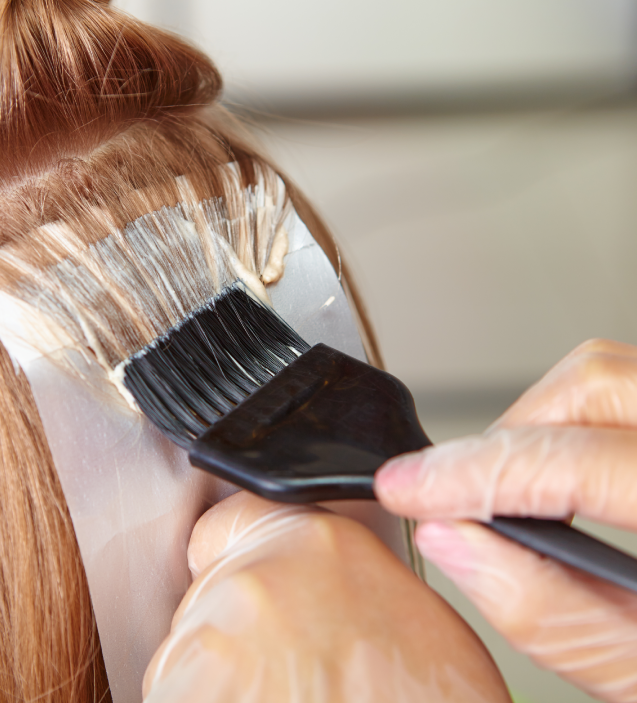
[256,108,637,397]
[115,0,637,107]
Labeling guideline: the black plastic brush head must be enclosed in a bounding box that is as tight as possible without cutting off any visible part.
[122,284,311,449]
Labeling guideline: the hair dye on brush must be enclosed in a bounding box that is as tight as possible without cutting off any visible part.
[120,283,310,447]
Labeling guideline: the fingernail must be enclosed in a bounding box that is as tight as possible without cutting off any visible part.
[375,453,425,497]
[415,521,476,582]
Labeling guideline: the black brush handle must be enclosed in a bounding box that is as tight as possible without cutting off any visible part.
[190,344,428,502]
[191,343,637,594]
[487,517,637,594]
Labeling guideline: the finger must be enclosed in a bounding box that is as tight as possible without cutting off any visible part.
[181,494,326,632]
[144,572,265,697]
[494,340,637,429]
[188,491,319,578]
[416,520,637,703]
[375,425,637,530]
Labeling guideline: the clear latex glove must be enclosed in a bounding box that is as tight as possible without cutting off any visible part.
[375,339,637,702]
[143,491,511,703]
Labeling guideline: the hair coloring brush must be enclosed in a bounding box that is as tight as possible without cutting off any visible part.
[3,163,636,595]
[120,282,637,595]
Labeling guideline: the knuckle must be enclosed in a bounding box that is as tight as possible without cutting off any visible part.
[229,569,270,604]
[571,338,617,356]
[568,350,619,386]
[229,569,274,609]
[303,512,350,552]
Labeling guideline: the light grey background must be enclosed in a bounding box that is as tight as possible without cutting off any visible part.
[113,2,637,700]
[116,0,637,108]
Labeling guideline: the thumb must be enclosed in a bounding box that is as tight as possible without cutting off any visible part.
[187,491,320,578]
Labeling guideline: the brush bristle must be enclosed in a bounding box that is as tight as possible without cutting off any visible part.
[121,284,310,448]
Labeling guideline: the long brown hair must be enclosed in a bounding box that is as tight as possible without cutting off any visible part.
[0,1,380,700]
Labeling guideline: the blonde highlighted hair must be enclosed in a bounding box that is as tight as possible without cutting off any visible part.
[0,0,380,700]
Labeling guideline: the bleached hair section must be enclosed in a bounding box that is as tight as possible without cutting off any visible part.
[0,162,290,373]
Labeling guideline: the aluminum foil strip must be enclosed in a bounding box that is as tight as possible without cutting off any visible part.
[0,206,407,702]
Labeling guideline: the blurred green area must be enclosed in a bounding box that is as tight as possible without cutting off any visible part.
[510,693,534,703]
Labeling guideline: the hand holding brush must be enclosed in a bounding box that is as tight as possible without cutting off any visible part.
[121,284,637,602]
[124,285,637,703]
[376,338,637,703]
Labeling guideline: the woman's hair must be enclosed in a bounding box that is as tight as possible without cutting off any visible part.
[0,0,380,700]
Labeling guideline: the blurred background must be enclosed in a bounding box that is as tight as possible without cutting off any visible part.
[115,1,637,700]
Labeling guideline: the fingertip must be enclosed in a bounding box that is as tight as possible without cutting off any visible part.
[416,519,539,617]
[418,519,578,630]
[376,436,496,520]
[188,491,310,576]
[414,520,481,582]
[188,490,252,577]
[374,453,423,507]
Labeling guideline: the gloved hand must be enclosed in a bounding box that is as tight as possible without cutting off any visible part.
[143,491,510,702]
[376,339,637,703]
